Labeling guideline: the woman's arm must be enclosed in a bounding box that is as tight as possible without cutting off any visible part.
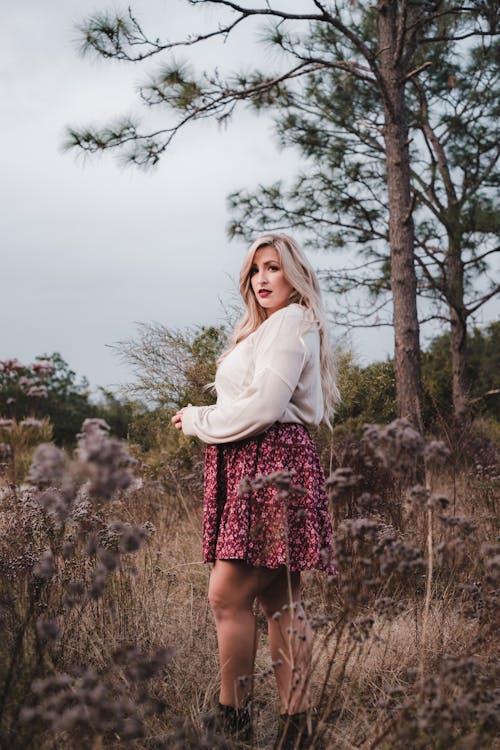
[178,307,311,443]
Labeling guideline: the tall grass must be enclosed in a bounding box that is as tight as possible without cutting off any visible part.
[0,417,498,749]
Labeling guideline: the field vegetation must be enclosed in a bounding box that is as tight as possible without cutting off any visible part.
[0,334,498,749]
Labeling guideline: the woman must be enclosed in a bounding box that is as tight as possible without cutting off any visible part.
[172,233,339,748]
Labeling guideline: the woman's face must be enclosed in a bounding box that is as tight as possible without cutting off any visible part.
[249,245,294,316]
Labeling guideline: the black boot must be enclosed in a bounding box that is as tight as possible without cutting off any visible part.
[212,701,253,743]
[274,712,309,750]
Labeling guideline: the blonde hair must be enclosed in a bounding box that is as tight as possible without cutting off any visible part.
[226,233,340,426]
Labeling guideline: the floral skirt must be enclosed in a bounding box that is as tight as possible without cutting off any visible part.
[203,422,335,573]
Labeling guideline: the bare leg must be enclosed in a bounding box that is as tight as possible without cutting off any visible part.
[208,559,282,707]
[259,569,312,714]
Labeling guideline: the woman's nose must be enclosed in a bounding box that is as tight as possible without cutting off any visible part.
[256,268,267,283]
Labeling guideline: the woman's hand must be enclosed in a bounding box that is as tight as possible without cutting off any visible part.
[171,408,184,430]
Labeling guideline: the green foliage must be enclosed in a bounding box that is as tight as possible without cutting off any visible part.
[422,321,500,422]
[0,352,99,446]
[34,353,97,446]
[329,322,499,431]
[94,388,135,441]
[0,353,138,448]
[334,353,397,427]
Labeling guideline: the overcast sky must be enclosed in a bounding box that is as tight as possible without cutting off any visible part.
[2,1,497,400]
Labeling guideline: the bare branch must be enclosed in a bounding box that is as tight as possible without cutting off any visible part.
[191,0,381,76]
[411,77,458,206]
[405,60,432,81]
[463,246,500,267]
[467,284,500,314]
[79,8,249,62]
[463,146,500,199]
[469,388,500,405]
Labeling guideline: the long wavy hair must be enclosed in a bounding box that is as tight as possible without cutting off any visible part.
[225,233,340,426]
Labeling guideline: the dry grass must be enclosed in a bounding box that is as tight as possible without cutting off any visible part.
[0,418,498,749]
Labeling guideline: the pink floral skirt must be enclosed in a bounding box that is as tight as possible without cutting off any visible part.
[203,422,334,573]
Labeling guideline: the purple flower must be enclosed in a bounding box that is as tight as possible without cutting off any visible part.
[27,385,48,398]
[0,358,24,373]
[32,359,54,375]
[76,419,136,500]
[36,618,60,642]
[28,444,67,488]
[33,550,56,580]
[19,376,35,389]
[20,418,42,429]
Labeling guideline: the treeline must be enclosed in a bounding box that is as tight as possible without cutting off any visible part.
[0,353,133,447]
[338,320,500,428]
[1,321,497,455]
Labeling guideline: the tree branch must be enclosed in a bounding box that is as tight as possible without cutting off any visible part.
[463,246,499,267]
[467,284,500,314]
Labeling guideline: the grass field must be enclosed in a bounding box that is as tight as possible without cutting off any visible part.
[0,417,498,749]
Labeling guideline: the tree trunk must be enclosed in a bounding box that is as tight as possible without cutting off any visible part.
[447,236,470,422]
[377,1,423,427]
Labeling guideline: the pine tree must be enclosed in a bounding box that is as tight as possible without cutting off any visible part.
[67,1,499,425]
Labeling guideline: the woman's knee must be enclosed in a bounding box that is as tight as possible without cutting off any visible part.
[208,562,255,618]
[208,582,236,618]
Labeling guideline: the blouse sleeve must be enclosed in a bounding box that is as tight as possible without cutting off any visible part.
[181,309,308,443]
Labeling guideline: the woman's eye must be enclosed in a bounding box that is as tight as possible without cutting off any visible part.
[250,268,257,276]
[269,265,280,271]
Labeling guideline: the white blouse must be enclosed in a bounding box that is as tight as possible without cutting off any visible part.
[181,303,324,444]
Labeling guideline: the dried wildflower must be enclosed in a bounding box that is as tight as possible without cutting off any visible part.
[89,563,108,599]
[76,419,136,500]
[37,488,71,525]
[97,546,120,571]
[374,596,406,618]
[36,618,60,642]
[362,418,424,476]
[63,579,86,608]
[348,615,374,642]
[84,533,99,557]
[326,467,361,496]
[107,521,148,552]
[61,540,75,560]
[407,484,430,506]
[392,655,500,747]
[238,469,301,497]
[439,515,477,536]
[0,442,11,459]
[378,536,425,577]
[68,579,85,597]
[27,444,67,488]
[0,419,14,431]
[112,643,174,680]
[33,549,56,580]
[481,544,500,601]
[23,667,149,741]
[424,439,451,466]
[429,493,449,510]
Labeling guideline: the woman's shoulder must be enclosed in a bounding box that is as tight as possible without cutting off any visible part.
[261,303,309,329]
[253,304,316,349]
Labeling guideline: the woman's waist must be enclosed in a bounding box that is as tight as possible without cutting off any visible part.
[212,421,312,451]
